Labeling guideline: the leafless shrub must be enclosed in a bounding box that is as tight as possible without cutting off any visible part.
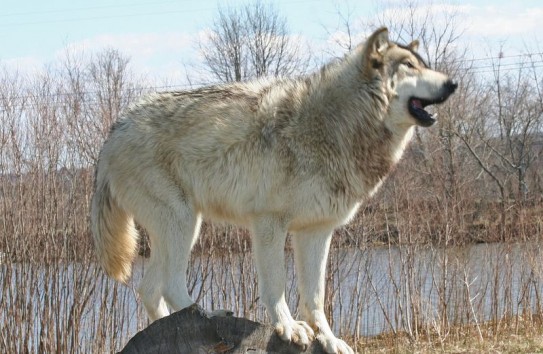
[198,0,311,83]
[1,2,543,352]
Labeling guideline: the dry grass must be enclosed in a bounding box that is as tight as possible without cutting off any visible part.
[0,40,542,353]
[358,318,543,353]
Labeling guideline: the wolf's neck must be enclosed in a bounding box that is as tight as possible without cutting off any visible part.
[347,120,414,199]
[386,123,415,165]
[299,67,415,198]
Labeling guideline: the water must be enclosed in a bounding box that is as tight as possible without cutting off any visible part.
[326,242,543,336]
[135,242,543,336]
[2,242,543,352]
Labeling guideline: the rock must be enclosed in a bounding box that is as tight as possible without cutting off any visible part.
[119,305,327,354]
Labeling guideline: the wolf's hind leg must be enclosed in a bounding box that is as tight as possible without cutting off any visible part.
[135,195,201,320]
[158,206,234,317]
[251,217,314,350]
[138,254,170,320]
[292,228,354,354]
[157,204,202,312]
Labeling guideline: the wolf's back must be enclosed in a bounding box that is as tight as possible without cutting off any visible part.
[91,163,138,283]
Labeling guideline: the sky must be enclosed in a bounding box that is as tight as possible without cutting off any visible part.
[2,0,542,85]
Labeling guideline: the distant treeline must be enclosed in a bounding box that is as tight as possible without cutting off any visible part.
[0,43,541,261]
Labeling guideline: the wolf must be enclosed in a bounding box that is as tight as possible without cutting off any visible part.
[91,27,456,353]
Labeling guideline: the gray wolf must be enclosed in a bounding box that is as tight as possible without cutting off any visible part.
[91,27,456,353]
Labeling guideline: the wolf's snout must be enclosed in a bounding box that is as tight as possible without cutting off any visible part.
[408,79,457,127]
[444,80,458,94]
[437,79,458,103]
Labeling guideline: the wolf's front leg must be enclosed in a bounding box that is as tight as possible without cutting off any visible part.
[293,228,355,354]
[252,217,314,350]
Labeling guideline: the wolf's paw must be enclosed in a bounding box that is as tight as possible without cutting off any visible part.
[274,320,315,350]
[316,333,355,354]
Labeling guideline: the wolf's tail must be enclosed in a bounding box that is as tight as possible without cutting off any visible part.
[91,171,138,283]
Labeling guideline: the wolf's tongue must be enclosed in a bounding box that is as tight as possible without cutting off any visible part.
[409,98,435,127]
[412,99,423,109]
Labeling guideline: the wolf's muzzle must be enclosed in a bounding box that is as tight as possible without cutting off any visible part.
[408,79,458,127]
[444,80,458,96]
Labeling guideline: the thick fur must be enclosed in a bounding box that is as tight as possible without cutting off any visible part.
[91,28,456,353]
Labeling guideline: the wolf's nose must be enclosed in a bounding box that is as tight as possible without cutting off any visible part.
[445,80,458,93]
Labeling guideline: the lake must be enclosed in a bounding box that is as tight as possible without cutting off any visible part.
[135,242,543,336]
[1,242,542,352]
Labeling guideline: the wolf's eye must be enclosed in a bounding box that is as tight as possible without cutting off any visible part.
[404,61,415,69]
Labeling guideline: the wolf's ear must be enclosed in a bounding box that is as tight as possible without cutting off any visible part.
[362,27,390,76]
[366,27,389,55]
[407,39,419,52]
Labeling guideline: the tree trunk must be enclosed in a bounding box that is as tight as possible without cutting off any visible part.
[120,305,327,354]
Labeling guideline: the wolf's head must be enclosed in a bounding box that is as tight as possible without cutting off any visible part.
[360,27,457,127]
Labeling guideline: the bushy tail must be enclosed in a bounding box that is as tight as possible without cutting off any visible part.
[91,174,138,283]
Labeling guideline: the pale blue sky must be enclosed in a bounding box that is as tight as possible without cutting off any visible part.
[2,0,542,83]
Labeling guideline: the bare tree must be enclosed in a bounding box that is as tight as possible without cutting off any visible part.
[326,3,359,52]
[455,51,543,239]
[0,66,27,175]
[61,48,144,165]
[198,0,310,83]
[200,5,247,83]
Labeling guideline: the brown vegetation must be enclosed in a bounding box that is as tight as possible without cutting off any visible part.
[1,1,543,352]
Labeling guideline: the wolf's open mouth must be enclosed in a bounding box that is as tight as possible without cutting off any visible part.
[408,97,437,127]
[408,81,458,127]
